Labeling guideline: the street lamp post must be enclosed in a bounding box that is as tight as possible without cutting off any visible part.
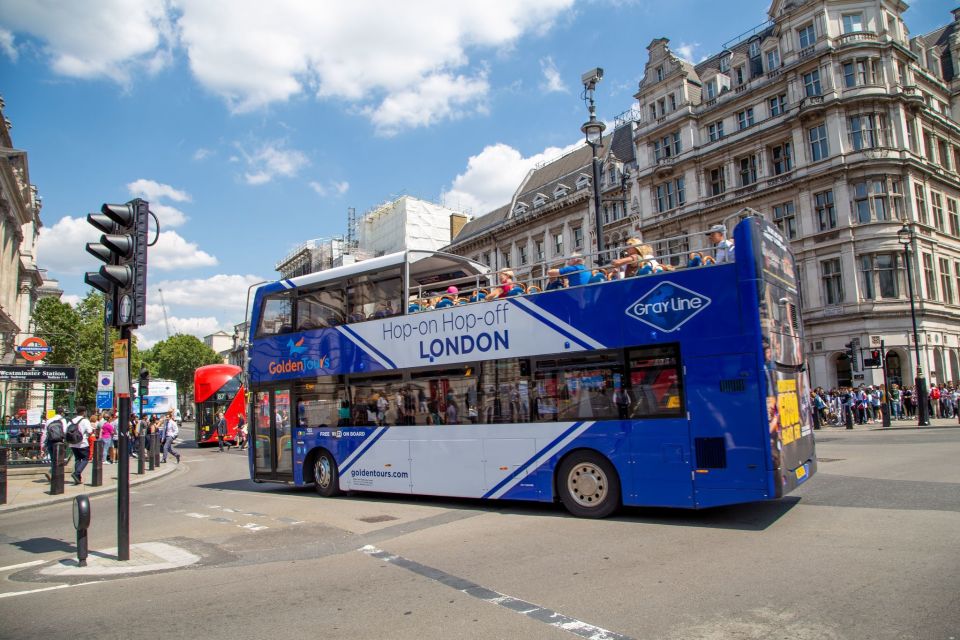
[581,67,606,265]
[898,222,930,426]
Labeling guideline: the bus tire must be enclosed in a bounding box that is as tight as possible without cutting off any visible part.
[557,451,620,518]
[312,450,341,497]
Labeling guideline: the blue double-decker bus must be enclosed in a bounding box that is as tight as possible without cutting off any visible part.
[246,215,815,517]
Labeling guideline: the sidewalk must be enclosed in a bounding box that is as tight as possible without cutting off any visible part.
[0,457,180,514]
[818,415,960,431]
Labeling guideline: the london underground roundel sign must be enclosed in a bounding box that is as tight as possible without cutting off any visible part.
[17,336,52,362]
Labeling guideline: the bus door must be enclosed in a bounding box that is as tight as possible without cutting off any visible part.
[686,352,769,504]
[252,388,293,481]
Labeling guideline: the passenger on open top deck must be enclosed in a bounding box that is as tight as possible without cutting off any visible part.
[488,270,515,299]
[544,272,565,290]
[548,253,590,287]
[707,224,735,263]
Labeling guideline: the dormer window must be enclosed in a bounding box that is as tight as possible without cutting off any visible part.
[513,202,528,215]
[719,54,731,73]
[553,184,569,198]
[532,193,548,207]
[575,174,591,190]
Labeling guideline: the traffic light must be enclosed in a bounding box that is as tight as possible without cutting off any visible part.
[864,349,882,368]
[84,199,149,327]
[138,366,150,394]
[844,341,858,370]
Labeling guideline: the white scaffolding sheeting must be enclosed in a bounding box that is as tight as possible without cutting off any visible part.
[358,196,457,255]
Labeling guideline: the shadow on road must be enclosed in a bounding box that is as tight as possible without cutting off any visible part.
[11,537,75,554]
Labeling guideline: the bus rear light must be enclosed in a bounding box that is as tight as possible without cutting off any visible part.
[695,469,710,474]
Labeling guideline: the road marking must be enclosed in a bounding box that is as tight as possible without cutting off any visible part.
[0,560,45,573]
[184,513,209,519]
[360,545,633,640]
[0,581,99,599]
[241,523,268,531]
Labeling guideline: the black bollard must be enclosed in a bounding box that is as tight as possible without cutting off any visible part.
[91,440,103,487]
[137,433,145,475]
[153,433,162,467]
[73,495,91,567]
[51,443,65,495]
[0,447,7,505]
[148,433,156,470]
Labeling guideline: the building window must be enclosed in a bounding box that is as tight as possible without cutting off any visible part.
[709,166,726,196]
[653,131,681,160]
[860,253,901,300]
[735,65,745,86]
[923,131,936,163]
[914,184,928,225]
[736,107,755,130]
[771,141,792,175]
[852,179,889,223]
[891,179,904,218]
[931,192,945,232]
[573,227,584,250]
[719,55,731,72]
[948,198,959,236]
[676,177,685,206]
[808,123,829,162]
[922,253,937,300]
[803,69,821,96]
[955,262,960,306]
[519,245,528,266]
[822,258,843,305]
[553,232,564,256]
[668,94,677,111]
[535,240,545,262]
[483,252,491,267]
[749,41,760,58]
[773,202,797,239]
[798,23,815,49]
[708,120,724,142]
[766,48,780,71]
[656,65,664,82]
[938,140,952,171]
[842,58,879,88]
[842,13,864,33]
[655,178,684,213]
[705,80,717,100]
[737,154,758,186]
[815,190,836,231]
[502,249,511,268]
[940,257,954,304]
[769,93,787,117]
[849,113,887,150]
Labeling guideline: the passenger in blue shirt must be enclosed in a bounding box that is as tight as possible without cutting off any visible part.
[549,254,590,287]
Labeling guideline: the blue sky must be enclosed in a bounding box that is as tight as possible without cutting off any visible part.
[0,0,948,346]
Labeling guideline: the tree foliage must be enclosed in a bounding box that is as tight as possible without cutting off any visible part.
[143,334,223,408]
[30,291,143,410]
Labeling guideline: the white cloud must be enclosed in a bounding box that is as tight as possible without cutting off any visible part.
[150,274,265,312]
[238,141,309,185]
[441,139,582,216]
[134,306,223,349]
[364,71,490,136]
[150,231,218,270]
[127,179,191,203]
[149,203,189,228]
[0,0,174,84]
[308,180,350,197]
[60,294,82,307]
[674,42,699,63]
[0,27,16,60]
[36,216,217,275]
[539,56,566,93]
[193,148,212,161]
[1,0,575,132]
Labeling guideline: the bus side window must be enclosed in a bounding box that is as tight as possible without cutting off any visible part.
[298,285,345,330]
[257,293,293,337]
[627,345,684,418]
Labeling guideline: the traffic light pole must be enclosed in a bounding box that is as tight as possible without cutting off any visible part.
[117,325,131,561]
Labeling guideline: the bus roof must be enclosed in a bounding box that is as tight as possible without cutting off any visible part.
[261,250,490,296]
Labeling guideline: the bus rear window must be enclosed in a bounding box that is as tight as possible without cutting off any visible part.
[257,293,293,337]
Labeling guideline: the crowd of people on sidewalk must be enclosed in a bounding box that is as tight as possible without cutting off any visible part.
[39,407,182,485]
[810,382,960,426]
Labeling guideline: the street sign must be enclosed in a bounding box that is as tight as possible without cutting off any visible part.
[98,371,114,391]
[15,336,52,362]
[113,339,130,397]
[96,391,114,410]
[0,365,77,382]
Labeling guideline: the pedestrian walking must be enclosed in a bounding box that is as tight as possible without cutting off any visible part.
[41,406,67,481]
[236,414,247,450]
[161,411,181,464]
[67,406,93,484]
[100,411,115,463]
[215,410,228,452]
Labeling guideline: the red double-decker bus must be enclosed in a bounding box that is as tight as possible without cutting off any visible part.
[194,364,246,446]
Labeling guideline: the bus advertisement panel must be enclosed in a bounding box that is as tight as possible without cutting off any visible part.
[246,216,816,517]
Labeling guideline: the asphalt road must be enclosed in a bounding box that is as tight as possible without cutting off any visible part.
[0,427,958,640]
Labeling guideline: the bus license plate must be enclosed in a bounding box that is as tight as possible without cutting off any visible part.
[795,465,807,481]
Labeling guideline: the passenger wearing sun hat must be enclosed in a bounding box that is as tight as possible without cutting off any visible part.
[706,224,735,264]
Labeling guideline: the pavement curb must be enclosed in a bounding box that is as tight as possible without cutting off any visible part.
[0,461,182,515]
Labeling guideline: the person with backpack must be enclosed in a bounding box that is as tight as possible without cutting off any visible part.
[66,406,93,485]
[161,410,180,464]
[41,407,68,481]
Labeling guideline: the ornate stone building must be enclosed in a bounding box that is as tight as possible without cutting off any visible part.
[0,96,44,366]
[446,1,960,390]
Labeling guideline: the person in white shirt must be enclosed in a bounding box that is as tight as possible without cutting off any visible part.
[162,410,181,464]
[69,406,93,485]
[706,224,735,264]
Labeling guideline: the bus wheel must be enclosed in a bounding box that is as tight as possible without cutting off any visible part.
[313,451,341,497]
[557,451,620,518]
